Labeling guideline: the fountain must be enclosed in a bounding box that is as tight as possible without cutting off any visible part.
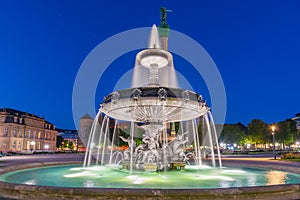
[1,8,300,200]
[82,13,222,173]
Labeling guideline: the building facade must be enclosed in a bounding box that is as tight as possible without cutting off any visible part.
[57,129,85,152]
[292,113,300,130]
[0,108,57,152]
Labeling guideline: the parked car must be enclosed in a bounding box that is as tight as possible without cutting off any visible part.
[19,150,34,155]
[1,151,13,156]
[32,150,55,154]
[0,152,3,158]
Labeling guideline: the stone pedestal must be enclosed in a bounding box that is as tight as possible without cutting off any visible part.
[169,162,185,170]
[144,163,157,172]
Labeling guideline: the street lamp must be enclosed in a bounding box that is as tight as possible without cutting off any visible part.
[271,125,276,160]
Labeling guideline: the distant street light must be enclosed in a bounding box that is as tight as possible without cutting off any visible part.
[271,125,276,160]
[44,144,49,150]
[247,143,251,149]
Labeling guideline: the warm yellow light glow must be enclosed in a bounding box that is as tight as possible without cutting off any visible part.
[265,171,287,185]
[271,125,276,132]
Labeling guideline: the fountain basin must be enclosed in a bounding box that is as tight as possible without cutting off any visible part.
[0,159,300,200]
[2,164,300,189]
[1,161,300,200]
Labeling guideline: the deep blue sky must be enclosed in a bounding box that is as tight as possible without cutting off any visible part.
[1,0,299,129]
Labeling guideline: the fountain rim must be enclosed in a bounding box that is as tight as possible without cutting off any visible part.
[136,48,173,69]
[100,86,208,122]
[0,161,300,199]
[102,87,205,103]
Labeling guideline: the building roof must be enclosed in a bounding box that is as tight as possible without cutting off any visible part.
[0,107,54,125]
[80,114,93,119]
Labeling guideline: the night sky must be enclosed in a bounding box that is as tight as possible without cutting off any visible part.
[0,0,299,129]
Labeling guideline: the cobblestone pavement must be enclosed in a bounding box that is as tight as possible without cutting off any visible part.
[221,155,300,174]
[0,153,85,168]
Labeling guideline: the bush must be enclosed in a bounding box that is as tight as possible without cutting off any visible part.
[281,152,300,159]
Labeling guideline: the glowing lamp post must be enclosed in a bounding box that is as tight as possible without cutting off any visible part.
[271,125,276,160]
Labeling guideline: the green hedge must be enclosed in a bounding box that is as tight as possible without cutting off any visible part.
[281,152,300,159]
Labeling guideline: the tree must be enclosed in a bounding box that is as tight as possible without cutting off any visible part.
[276,119,297,147]
[247,119,269,148]
[219,123,247,146]
[56,135,63,149]
[69,142,74,150]
[63,140,69,148]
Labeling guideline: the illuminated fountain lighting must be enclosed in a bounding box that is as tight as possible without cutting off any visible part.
[83,15,222,173]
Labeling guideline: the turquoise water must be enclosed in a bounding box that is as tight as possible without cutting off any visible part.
[1,164,300,189]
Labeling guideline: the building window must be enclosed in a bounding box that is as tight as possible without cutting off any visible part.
[27,129,31,138]
[33,131,37,139]
[2,142,7,149]
[3,127,8,137]
[13,127,17,137]
[18,141,21,149]
[19,129,23,137]
[13,141,16,148]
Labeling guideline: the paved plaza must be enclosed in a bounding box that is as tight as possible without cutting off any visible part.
[0,153,85,168]
[1,153,300,200]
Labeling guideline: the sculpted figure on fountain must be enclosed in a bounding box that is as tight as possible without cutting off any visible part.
[120,136,136,161]
[168,131,189,161]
